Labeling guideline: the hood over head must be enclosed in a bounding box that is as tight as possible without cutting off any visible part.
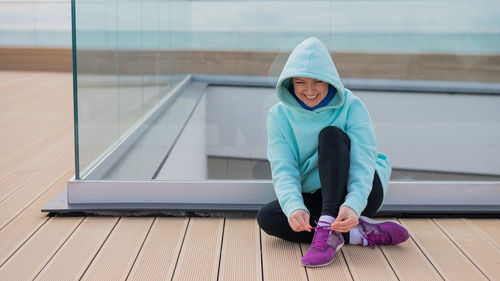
[276,37,345,112]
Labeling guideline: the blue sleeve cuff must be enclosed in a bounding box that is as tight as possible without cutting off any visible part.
[283,201,309,219]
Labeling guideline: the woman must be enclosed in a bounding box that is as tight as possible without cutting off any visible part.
[257,37,409,267]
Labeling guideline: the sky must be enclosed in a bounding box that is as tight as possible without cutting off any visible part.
[190,0,500,33]
[0,0,499,33]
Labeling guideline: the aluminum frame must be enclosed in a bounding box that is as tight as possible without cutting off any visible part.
[43,179,500,213]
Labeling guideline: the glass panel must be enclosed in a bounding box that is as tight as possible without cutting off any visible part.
[330,0,500,82]
[157,0,500,181]
[35,2,71,47]
[158,0,171,99]
[75,0,191,178]
[331,0,500,55]
[329,0,500,180]
[116,0,143,136]
[0,3,36,46]
[142,0,161,114]
[76,0,119,177]
[169,0,191,86]
[0,2,71,47]
[158,0,332,180]
[190,0,331,77]
[73,0,500,183]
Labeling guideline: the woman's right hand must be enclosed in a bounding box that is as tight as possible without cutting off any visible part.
[288,209,312,232]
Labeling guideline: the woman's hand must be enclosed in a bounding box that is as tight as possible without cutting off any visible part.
[289,209,312,232]
[331,206,359,232]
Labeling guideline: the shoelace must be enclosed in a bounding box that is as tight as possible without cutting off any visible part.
[361,230,390,249]
[310,225,331,250]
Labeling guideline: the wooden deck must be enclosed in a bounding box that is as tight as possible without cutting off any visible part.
[2,47,500,82]
[0,71,499,281]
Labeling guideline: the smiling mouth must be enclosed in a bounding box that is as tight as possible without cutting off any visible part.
[304,94,319,100]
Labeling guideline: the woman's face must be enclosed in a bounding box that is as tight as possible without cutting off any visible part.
[292,77,329,108]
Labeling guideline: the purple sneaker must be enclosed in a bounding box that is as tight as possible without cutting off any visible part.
[357,216,410,249]
[301,221,344,267]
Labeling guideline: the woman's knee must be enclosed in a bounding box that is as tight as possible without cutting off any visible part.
[256,202,280,231]
[256,207,268,229]
[257,202,316,243]
[319,126,350,147]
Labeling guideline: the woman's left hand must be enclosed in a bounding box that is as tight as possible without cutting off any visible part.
[331,206,359,232]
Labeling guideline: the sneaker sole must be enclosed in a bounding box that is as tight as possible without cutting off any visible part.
[301,241,345,268]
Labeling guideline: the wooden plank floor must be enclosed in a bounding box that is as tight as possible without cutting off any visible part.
[0,70,499,281]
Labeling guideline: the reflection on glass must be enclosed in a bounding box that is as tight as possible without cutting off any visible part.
[76,0,119,176]
[75,0,191,178]
[117,0,143,136]
[154,86,500,181]
[142,0,161,114]
[73,0,500,181]
[0,2,71,47]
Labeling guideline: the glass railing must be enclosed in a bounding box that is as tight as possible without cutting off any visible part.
[69,0,500,183]
[74,0,191,178]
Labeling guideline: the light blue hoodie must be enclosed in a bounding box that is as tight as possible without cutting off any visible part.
[267,37,391,218]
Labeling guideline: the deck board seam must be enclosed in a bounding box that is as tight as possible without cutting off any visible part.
[213,218,225,281]
[30,216,86,281]
[0,147,73,204]
[395,218,446,281]
[0,166,73,231]
[77,217,121,281]
[374,219,405,280]
[0,161,71,203]
[215,218,226,281]
[465,219,500,251]
[298,243,310,281]
[431,219,491,281]
[0,172,38,203]
[169,217,191,281]
[376,244,401,281]
[0,111,71,144]
[124,217,157,281]
[339,248,355,281]
[0,124,72,172]
[0,217,50,269]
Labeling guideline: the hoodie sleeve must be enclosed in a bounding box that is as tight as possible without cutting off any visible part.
[267,110,308,219]
[341,98,378,218]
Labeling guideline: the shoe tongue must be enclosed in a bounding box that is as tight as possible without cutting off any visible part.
[312,227,330,249]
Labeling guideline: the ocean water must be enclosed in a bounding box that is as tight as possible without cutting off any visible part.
[189,31,500,54]
[1,30,500,54]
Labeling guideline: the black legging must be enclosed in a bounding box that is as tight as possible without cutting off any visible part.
[257,126,384,243]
